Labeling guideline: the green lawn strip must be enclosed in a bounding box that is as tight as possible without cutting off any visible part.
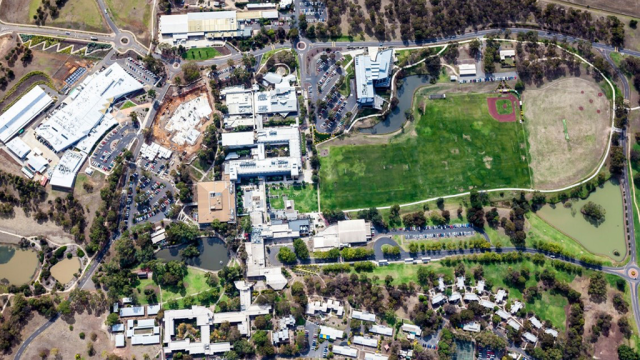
[363,263,453,286]
[121,100,136,109]
[609,52,625,67]
[319,91,531,210]
[134,278,157,305]
[160,268,212,304]
[267,183,318,213]
[182,47,221,61]
[260,48,287,65]
[215,294,229,312]
[524,292,567,331]
[631,142,640,263]
[525,212,614,266]
[341,54,353,68]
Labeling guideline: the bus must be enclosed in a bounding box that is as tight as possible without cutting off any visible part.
[421,257,432,263]
[404,258,414,263]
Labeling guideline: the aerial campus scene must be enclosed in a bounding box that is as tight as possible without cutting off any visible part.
[2,1,640,360]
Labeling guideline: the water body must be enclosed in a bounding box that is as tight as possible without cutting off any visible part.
[156,237,230,271]
[537,179,625,261]
[359,75,431,135]
[51,257,80,284]
[0,245,38,285]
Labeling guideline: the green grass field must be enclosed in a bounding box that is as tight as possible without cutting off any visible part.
[319,92,531,210]
[182,48,221,61]
[268,183,318,213]
[28,0,108,33]
[160,268,212,304]
[495,99,513,115]
[121,100,136,110]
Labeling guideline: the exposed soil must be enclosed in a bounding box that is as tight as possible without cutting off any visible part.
[151,85,214,159]
[487,94,518,122]
[3,312,49,359]
[0,34,94,101]
[571,277,628,360]
[21,310,160,360]
[523,76,610,189]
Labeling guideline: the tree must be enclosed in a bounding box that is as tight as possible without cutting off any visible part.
[58,300,72,315]
[277,247,297,264]
[293,238,309,260]
[581,201,606,224]
[588,272,608,302]
[514,80,525,92]
[105,313,120,326]
[631,20,639,29]
[182,61,200,83]
[417,266,433,285]
[147,89,156,98]
[469,39,481,57]
[173,76,182,86]
[617,345,639,360]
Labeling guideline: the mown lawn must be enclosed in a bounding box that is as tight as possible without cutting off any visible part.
[121,100,136,109]
[160,268,212,304]
[182,48,221,61]
[268,183,318,213]
[319,92,531,210]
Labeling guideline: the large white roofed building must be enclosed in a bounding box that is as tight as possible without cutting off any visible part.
[0,86,53,143]
[354,49,393,109]
[50,151,86,190]
[36,63,143,153]
[159,11,252,43]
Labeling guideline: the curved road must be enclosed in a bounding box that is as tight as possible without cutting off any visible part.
[14,315,59,360]
[6,9,640,357]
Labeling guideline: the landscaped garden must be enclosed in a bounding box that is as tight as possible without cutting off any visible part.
[269,183,318,213]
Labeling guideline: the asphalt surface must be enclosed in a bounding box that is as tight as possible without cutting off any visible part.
[7,9,640,356]
[14,315,59,360]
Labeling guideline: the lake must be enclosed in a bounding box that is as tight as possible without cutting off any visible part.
[0,245,38,285]
[51,257,81,284]
[359,75,431,135]
[537,179,626,262]
[156,237,230,271]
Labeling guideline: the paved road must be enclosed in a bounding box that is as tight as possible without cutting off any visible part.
[14,315,59,360]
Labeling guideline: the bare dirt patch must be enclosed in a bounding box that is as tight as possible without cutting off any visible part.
[21,310,159,360]
[523,77,610,189]
[483,156,493,169]
[0,34,93,102]
[571,277,628,360]
[151,84,214,160]
[4,312,49,358]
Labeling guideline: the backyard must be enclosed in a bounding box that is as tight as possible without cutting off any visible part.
[319,92,531,210]
[269,183,318,213]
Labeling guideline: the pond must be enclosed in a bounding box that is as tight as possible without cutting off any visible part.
[51,257,81,284]
[359,75,431,135]
[156,237,230,271]
[536,179,626,262]
[0,244,38,285]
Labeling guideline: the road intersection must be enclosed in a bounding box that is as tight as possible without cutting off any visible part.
[5,5,640,357]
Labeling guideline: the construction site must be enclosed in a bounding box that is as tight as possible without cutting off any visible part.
[151,83,215,160]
